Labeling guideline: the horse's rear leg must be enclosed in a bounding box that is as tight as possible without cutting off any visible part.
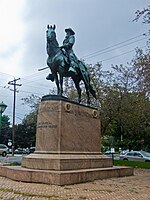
[73,78,81,103]
[85,84,90,105]
[77,86,81,103]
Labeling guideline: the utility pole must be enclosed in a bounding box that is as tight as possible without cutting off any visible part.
[8,78,22,156]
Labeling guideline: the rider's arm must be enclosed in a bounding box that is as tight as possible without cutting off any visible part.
[61,36,75,50]
[68,35,75,48]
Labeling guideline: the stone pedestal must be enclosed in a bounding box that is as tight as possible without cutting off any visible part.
[22,95,112,171]
[0,95,133,185]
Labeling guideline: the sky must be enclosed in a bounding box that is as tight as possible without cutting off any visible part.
[0,0,149,124]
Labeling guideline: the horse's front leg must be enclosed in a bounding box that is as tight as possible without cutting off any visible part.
[53,73,60,95]
[59,73,63,96]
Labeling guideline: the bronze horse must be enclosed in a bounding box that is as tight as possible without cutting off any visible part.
[46,24,96,105]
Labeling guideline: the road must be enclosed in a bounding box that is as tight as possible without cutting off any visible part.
[0,154,26,164]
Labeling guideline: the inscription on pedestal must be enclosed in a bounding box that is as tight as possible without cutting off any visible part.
[37,122,57,129]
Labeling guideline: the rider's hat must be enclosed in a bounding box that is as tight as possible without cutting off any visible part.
[65,28,75,35]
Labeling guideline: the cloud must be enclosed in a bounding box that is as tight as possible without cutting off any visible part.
[0,0,149,124]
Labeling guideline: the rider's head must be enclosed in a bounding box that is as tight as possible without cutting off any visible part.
[65,28,75,35]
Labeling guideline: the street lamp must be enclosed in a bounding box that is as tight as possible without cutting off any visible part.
[0,101,7,133]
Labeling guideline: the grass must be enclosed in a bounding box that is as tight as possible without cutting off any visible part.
[114,160,150,169]
[8,162,21,166]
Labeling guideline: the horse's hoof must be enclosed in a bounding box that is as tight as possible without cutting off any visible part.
[87,101,90,106]
[57,92,63,97]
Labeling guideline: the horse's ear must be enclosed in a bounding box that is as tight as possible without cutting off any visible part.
[53,24,56,30]
[47,25,49,29]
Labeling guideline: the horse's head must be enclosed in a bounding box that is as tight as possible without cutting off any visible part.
[46,24,56,42]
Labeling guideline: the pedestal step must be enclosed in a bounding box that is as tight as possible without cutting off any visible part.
[0,165,134,186]
[22,153,113,170]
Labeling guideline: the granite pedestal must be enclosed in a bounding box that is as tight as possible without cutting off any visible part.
[0,95,133,185]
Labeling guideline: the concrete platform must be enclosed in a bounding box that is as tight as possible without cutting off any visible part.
[0,168,149,200]
[0,165,133,186]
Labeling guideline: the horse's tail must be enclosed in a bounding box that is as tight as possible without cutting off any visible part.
[89,84,97,99]
[79,60,97,99]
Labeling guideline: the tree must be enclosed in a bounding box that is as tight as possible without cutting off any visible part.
[132,6,150,97]
[14,95,40,148]
[15,117,36,148]
[21,94,41,112]
[133,6,150,24]
[0,115,11,144]
[88,63,150,151]
[131,48,150,97]
[133,5,150,49]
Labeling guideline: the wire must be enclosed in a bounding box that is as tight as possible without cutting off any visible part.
[83,37,148,60]
[101,45,146,62]
[21,70,47,81]
[0,71,15,78]
[81,33,147,59]
[19,89,44,96]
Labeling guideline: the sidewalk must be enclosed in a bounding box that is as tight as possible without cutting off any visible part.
[0,168,149,200]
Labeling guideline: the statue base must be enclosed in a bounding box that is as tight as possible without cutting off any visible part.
[0,95,133,185]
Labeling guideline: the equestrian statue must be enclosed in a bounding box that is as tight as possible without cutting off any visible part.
[41,24,96,105]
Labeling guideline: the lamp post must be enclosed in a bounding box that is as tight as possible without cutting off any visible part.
[0,101,7,135]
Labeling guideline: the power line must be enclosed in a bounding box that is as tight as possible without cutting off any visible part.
[0,71,15,78]
[101,45,146,62]
[83,37,148,60]
[82,33,147,59]
[19,89,44,95]
[21,70,47,81]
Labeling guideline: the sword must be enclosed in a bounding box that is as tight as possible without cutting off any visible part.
[38,66,49,71]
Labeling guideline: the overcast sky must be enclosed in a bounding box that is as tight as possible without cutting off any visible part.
[0,0,149,124]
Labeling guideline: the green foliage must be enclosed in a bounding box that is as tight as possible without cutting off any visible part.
[8,162,21,166]
[14,122,36,148]
[14,110,37,148]
[14,95,39,148]
[89,63,150,151]
[114,160,150,169]
[0,115,11,144]
[131,48,150,96]
[64,61,150,151]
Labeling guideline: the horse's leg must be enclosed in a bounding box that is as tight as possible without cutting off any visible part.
[53,73,60,95]
[84,82,90,105]
[72,77,81,103]
[59,73,63,96]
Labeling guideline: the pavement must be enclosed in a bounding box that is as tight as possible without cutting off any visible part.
[0,168,150,200]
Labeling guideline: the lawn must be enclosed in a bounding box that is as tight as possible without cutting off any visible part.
[114,160,150,169]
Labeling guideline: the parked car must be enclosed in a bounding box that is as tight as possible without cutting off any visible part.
[120,149,129,155]
[120,150,150,162]
[0,144,8,157]
[29,147,35,153]
[14,148,27,154]
[104,150,112,157]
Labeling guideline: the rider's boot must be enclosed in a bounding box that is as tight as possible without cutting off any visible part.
[68,66,76,73]
[68,62,77,74]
